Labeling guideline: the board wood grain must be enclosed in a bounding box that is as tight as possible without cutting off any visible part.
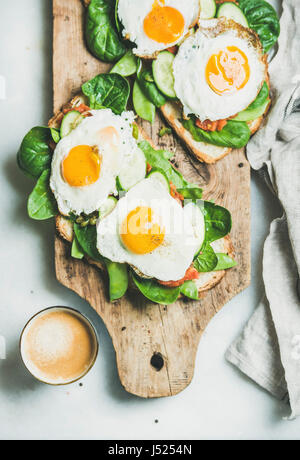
[53,0,251,398]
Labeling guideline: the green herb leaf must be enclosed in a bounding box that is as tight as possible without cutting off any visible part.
[177,187,203,200]
[194,244,218,273]
[202,201,232,244]
[86,0,127,62]
[182,118,251,149]
[27,169,58,220]
[237,0,280,53]
[73,224,104,262]
[139,141,203,199]
[110,50,138,77]
[18,127,53,179]
[159,127,172,137]
[137,63,167,108]
[180,281,199,300]
[82,73,130,114]
[248,81,269,110]
[131,272,180,305]
[215,253,237,271]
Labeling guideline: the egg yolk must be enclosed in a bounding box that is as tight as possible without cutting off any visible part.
[62,145,101,187]
[121,206,165,255]
[144,0,185,45]
[206,46,250,95]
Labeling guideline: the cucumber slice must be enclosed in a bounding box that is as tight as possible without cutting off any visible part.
[110,51,138,77]
[117,147,147,191]
[147,170,170,192]
[152,51,176,99]
[234,99,270,122]
[99,196,117,220]
[133,80,156,124]
[200,0,217,19]
[60,111,84,138]
[217,3,249,28]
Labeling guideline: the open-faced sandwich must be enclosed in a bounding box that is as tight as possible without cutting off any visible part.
[83,0,280,163]
[17,73,236,305]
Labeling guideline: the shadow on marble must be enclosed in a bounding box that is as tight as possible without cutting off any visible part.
[0,341,40,396]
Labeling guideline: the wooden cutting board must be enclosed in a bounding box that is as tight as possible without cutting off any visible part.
[53,0,250,398]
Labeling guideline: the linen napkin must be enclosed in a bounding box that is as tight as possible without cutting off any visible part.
[226,0,300,418]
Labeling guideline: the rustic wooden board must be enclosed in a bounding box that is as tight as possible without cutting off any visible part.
[53,0,251,398]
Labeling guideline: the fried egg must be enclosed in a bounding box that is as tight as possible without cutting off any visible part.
[50,109,138,216]
[118,0,200,57]
[173,18,266,121]
[96,176,205,282]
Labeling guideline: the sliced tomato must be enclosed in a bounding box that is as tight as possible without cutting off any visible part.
[146,163,152,174]
[195,118,228,132]
[170,182,184,205]
[158,266,199,288]
[167,46,178,55]
[63,104,91,116]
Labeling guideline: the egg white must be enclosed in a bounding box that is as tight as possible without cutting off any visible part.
[50,109,138,216]
[96,176,205,282]
[118,0,200,56]
[173,19,266,121]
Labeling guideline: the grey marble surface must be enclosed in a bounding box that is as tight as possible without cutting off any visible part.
[1,0,299,441]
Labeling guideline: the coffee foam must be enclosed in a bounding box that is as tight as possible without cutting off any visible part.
[21,308,98,385]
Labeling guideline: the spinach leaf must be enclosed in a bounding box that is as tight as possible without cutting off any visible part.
[27,169,58,220]
[182,118,251,149]
[234,81,270,122]
[86,0,126,63]
[82,73,130,114]
[215,253,237,271]
[105,260,129,301]
[248,81,269,110]
[74,224,104,263]
[237,0,280,52]
[18,127,53,179]
[194,243,218,273]
[139,140,185,188]
[137,62,167,108]
[177,187,203,200]
[139,141,202,198]
[202,201,232,244]
[180,281,199,300]
[131,272,180,305]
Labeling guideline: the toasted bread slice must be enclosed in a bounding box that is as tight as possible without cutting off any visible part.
[56,215,234,297]
[160,18,270,164]
[52,95,235,298]
[160,99,270,164]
